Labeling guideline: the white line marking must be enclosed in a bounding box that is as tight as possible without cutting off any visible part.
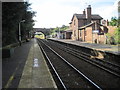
[33,58,39,67]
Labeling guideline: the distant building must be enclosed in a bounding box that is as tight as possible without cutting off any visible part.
[78,22,117,44]
[70,5,103,41]
[69,5,117,44]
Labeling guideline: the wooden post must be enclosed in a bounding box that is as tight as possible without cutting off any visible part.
[78,30,79,41]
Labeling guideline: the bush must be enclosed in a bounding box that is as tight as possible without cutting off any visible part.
[114,27,120,44]
[106,33,116,45]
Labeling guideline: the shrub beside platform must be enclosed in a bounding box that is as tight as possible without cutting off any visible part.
[2,40,26,58]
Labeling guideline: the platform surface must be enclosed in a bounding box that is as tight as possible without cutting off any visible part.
[50,38,120,55]
[3,39,33,89]
[18,38,57,88]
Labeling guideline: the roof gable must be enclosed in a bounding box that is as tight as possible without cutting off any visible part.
[71,14,103,21]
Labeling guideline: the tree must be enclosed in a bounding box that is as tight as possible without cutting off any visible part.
[109,17,118,26]
[2,2,36,46]
[109,16,120,44]
[106,17,120,44]
[114,27,120,44]
[51,25,68,33]
[60,25,69,31]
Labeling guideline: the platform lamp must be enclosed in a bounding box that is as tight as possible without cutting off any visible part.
[19,20,25,46]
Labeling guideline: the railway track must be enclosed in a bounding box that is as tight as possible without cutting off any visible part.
[37,39,120,88]
[47,40,120,77]
[37,39,102,89]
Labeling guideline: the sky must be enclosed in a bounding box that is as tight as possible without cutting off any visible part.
[26,0,119,28]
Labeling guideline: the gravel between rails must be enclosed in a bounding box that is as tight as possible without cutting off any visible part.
[39,40,99,89]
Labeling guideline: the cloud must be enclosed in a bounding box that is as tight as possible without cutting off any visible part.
[29,0,118,28]
[32,0,83,28]
[93,0,118,20]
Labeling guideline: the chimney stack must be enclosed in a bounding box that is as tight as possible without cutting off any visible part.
[86,5,91,24]
[83,9,86,15]
[106,19,109,26]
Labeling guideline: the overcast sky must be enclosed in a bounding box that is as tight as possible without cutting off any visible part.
[27,0,119,28]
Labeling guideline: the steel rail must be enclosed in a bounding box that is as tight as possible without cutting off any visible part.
[48,40,120,77]
[63,43,120,68]
[50,40,120,68]
[39,39,102,90]
[37,40,67,90]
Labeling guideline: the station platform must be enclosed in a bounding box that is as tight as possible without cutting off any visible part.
[49,38,120,55]
[18,38,57,88]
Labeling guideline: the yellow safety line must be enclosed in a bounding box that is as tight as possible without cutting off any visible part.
[4,66,18,89]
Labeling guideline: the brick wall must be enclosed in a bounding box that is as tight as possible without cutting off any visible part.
[98,34,105,44]
[78,20,86,27]
[85,27,93,43]
[71,16,79,40]
[71,16,117,44]
[106,26,117,36]
[93,26,117,44]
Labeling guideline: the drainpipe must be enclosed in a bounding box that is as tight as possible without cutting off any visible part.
[84,28,85,41]
[95,21,99,43]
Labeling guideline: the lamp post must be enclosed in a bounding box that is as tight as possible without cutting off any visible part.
[19,20,25,46]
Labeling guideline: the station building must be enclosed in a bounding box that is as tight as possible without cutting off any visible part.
[68,5,117,44]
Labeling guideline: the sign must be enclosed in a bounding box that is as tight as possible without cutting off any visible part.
[92,30,99,33]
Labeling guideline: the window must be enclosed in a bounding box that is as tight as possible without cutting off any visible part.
[74,20,75,25]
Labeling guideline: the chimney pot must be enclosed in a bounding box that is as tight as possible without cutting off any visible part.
[83,9,86,15]
[88,5,91,8]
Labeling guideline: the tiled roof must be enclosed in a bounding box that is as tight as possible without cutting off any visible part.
[78,21,105,30]
[91,14,103,20]
[75,14,86,19]
[72,14,103,20]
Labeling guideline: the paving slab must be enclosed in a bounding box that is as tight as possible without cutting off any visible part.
[18,38,57,88]
[3,40,33,89]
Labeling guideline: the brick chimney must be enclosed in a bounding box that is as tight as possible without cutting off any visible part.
[106,19,109,26]
[86,5,91,24]
[83,9,86,15]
